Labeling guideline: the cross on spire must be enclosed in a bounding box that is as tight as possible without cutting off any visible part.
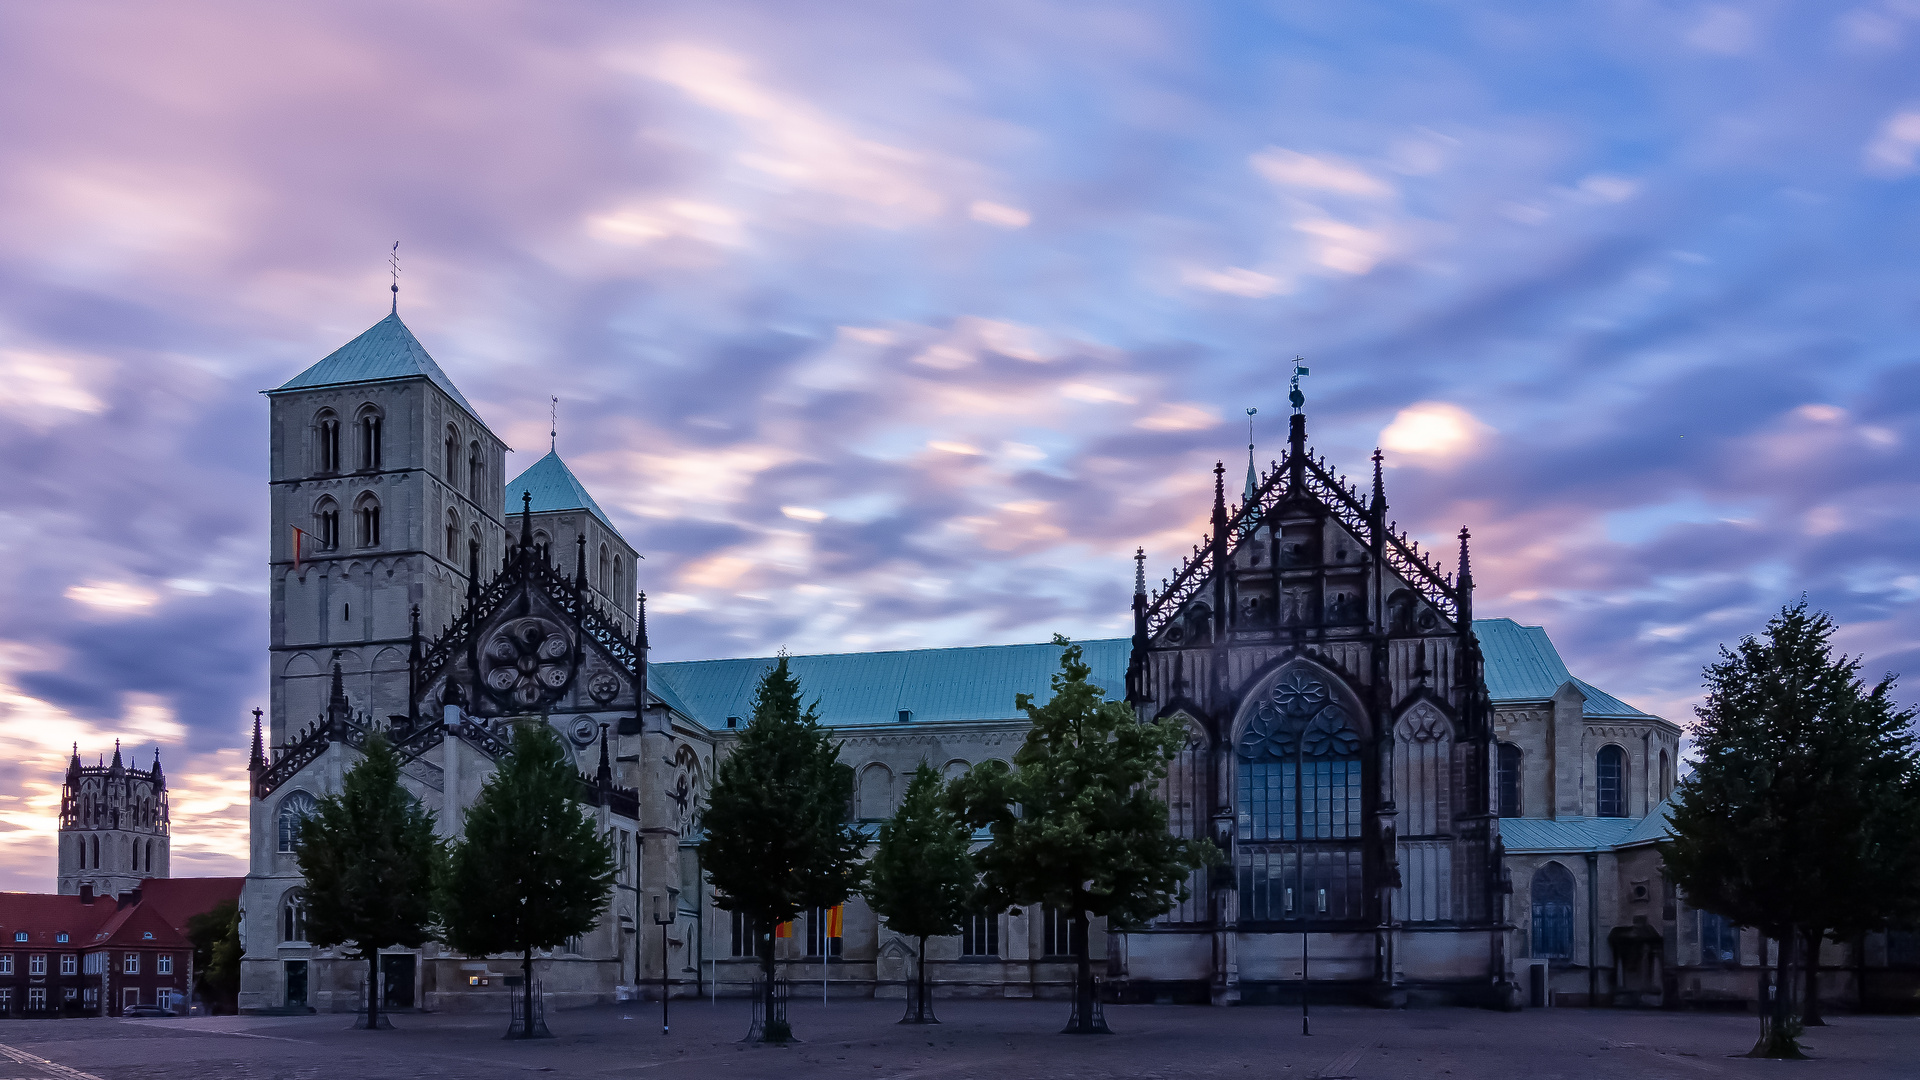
[389,242,400,313]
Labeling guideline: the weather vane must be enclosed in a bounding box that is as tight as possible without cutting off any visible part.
[1289,356,1309,413]
[550,396,559,452]
[389,241,401,313]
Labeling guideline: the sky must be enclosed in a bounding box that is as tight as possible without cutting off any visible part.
[1,1,1918,890]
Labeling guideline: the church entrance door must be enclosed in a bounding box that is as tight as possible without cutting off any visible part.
[381,954,416,1009]
[284,960,308,1009]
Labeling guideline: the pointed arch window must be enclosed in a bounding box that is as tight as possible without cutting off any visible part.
[314,410,341,473]
[277,791,317,853]
[1596,745,1627,818]
[445,511,461,563]
[444,426,460,486]
[598,544,610,592]
[532,531,551,565]
[354,493,381,548]
[613,556,623,605]
[1235,668,1366,923]
[313,497,340,551]
[89,835,99,869]
[1659,749,1673,801]
[281,888,309,943]
[468,441,483,500]
[355,405,383,470]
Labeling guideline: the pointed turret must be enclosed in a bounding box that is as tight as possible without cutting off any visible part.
[1457,526,1475,626]
[1127,548,1150,705]
[151,747,164,787]
[249,709,265,772]
[1211,461,1228,639]
[327,655,350,729]
[1370,448,1386,517]
[467,539,481,600]
[67,743,81,781]
[109,740,123,773]
[519,490,534,552]
[574,533,588,594]
[596,724,613,790]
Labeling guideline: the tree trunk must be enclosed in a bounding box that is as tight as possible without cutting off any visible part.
[915,934,930,1022]
[1802,929,1825,1026]
[758,929,786,1042]
[1064,912,1105,1034]
[365,952,380,1031]
[1755,933,1804,1058]
[521,949,535,1039]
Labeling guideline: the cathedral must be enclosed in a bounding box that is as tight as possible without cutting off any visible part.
[236,305,1918,1016]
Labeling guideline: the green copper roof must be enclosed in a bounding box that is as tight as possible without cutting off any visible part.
[1496,815,1640,853]
[505,449,622,538]
[273,311,481,419]
[645,620,1657,731]
[1473,617,1655,719]
[651,638,1132,730]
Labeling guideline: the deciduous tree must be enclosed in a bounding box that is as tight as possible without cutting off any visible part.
[700,654,864,1042]
[295,732,441,1031]
[949,636,1217,1033]
[439,722,615,1039]
[866,763,975,1023]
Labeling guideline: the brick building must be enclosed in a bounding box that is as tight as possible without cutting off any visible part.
[0,877,241,1017]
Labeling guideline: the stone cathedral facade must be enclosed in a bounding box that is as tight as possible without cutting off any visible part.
[238,306,1917,1016]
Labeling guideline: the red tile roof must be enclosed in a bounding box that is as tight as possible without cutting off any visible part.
[0,891,116,946]
[139,877,243,935]
[89,900,187,950]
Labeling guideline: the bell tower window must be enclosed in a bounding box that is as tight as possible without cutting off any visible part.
[468,441,483,500]
[356,406,383,470]
[315,410,340,474]
[355,495,382,548]
[444,426,460,486]
[445,511,461,563]
[313,497,340,551]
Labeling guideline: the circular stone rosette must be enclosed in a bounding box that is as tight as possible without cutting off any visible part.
[480,617,576,709]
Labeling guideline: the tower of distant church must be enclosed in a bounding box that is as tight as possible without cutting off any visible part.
[58,742,169,897]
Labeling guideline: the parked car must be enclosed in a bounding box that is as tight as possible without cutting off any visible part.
[122,1004,179,1018]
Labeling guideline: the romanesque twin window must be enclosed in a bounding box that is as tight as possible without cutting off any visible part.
[313,498,340,551]
[315,410,340,473]
[355,494,381,548]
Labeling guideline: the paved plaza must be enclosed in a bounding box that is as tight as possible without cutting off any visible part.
[0,999,1915,1080]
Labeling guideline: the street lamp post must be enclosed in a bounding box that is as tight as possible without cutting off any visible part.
[654,888,679,1036]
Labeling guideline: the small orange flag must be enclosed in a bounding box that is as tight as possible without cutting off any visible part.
[775,920,794,939]
[825,905,843,938]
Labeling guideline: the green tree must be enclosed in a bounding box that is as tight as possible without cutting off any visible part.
[865,762,976,1023]
[184,899,240,1014]
[439,721,616,1039]
[949,636,1218,1033]
[1662,601,1920,1057]
[700,653,864,1042]
[294,732,442,1031]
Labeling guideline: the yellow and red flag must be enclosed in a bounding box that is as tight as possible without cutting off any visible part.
[825,905,843,938]
[775,920,794,939]
[291,526,306,572]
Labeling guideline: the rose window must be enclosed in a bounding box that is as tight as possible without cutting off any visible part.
[480,617,575,709]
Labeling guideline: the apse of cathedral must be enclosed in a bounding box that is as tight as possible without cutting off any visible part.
[245,303,1920,1017]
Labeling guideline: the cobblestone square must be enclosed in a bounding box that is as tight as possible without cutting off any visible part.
[2,1001,1916,1080]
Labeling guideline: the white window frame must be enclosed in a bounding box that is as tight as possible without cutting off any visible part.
[157,954,173,975]
[60,953,76,975]
[123,952,140,974]
[28,953,46,975]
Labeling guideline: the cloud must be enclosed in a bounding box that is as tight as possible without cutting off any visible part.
[1864,109,1920,176]
[1380,402,1494,461]
[1251,149,1396,199]
[1687,6,1759,54]
[969,200,1031,229]
[1184,266,1285,297]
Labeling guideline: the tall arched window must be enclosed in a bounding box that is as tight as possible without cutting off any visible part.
[282,889,308,943]
[354,493,381,548]
[1530,862,1576,960]
[1659,749,1673,801]
[444,426,460,486]
[857,764,893,820]
[277,791,317,853]
[468,441,484,500]
[1157,718,1209,925]
[613,556,624,605]
[1700,910,1740,966]
[1497,743,1523,818]
[1596,745,1627,818]
[1235,668,1365,922]
[1392,701,1454,922]
[146,838,155,873]
[445,511,461,563]
[313,497,340,551]
[532,531,550,565]
[132,840,140,872]
[598,544,610,591]
[315,410,341,473]
[89,835,99,869]
[356,405,382,470]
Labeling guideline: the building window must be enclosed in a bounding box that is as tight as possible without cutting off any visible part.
[598,544,610,591]
[961,913,999,957]
[1596,745,1627,818]
[1497,743,1522,818]
[157,954,173,975]
[11,931,23,942]
[468,441,484,500]
[1233,674,1367,922]
[446,511,461,563]
[1700,910,1741,967]
[277,791,317,852]
[355,494,382,548]
[445,426,460,486]
[613,556,623,603]
[123,952,139,974]
[1660,749,1674,801]
[282,889,309,944]
[0,954,13,973]
[60,954,76,975]
[82,987,97,1006]
[84,952,104,974]
[357,406,382,470]
[858,764,894,821]
[314,497,340,551]
[316,410,340,473]
[55,932,68,944]
[729,911,765,958]
[0,988,8,1009]
[29,954,45,975]
[1530,862,1576,960]
[532,531,550,564]
[28,987,45,1011]
[1041,908,1075,957]
[806,907,844,958]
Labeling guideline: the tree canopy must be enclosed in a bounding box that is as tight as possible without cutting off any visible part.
[949,636,1217,1032]
[865,762,975,1022]
[1662,600,1920,1056]
[700,653,864,1040]
[439,721,615,1038]
[294,732,441,1031]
